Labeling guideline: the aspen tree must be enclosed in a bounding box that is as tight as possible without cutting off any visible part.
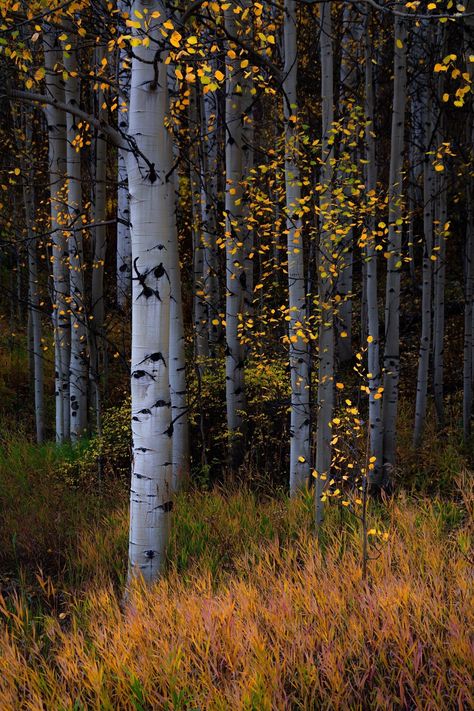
[283,0,311,494]
[315,0,335,524]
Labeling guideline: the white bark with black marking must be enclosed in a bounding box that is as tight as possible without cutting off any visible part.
[127,0,174,583]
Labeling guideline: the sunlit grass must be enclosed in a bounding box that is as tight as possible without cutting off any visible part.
[0,441,472,709]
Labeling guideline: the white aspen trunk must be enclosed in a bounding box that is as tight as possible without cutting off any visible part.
[127,0,174,583]
[413,101,434,448]
[380,16,407,483]
[315,0,335,525]
[64,49,88,441]
[283,0,311,494]
[200,87,220,356]
[433,166,446,427]
[364,11,383,481]
[336,5,363,363]
[169,71,189,493]
[43,30,70,443]
[116,0,131,308]
[23,172,44,443]
[225,4,246,457]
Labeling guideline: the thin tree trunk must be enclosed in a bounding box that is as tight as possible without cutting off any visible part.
[433,166,446,427]
[413,101,434,447]
[225,4,246,461]
[380,15,408,484]
[64,48,88,441]
[283,0,311,494]
[43,29,70,443]
[315,0,335,525]
[364,10,383,480]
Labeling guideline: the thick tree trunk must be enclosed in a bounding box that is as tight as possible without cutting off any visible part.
[116,1,131,308]
[315,0,335,525]
[380,16,407,484]
[43,30,70,443]
[64,49,88,441]
[283,0,311,494]
[127,0,174,583]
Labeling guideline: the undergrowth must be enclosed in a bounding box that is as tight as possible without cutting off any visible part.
[0,434,473,709]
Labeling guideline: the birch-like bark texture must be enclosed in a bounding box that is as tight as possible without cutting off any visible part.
[315,0,335,525]
[116,1,131,309]
[43,30,70,443]
[413,98,434,448]
[335,4,363,363]
[241,54,254,350]
[127,0,173,583]
[283,0,311,494]
[64,49,88,441]
[380,15,407,484]
[364,10,383,480]
[225,3,246,456]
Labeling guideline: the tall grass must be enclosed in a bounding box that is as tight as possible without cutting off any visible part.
[0,468,472,709]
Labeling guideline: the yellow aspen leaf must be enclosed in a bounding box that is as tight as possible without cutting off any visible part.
[214,69,224,81]
[34,66,45,81]
[396,38,404,49]
[163,19,174,30]
[170,31,182,48]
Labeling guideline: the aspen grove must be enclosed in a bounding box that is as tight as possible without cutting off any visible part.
[0,0,473,707]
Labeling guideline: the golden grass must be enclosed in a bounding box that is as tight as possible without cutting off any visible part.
[0,480,472,710]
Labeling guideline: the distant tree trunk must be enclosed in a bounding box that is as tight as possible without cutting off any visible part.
[225,4,246,461]
[380,16,407,485]
[413,100,434,448]
[23,165,44,444]
[169,73,189,493]
[200,87,220,357]
[364,10,383,480]
[127,0,174,583]
[283,0,311,494]
[463,184,474,441]
[335,4,363,363]
[315,0,335,525]
[64,48,88,442]
[43,30,70,443]
[116,3,131,308]
[90,46,108,435]
[191,88,209,369]
[432,165,446,427]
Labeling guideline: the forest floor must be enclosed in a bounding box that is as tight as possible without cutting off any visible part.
[0,430,473,710]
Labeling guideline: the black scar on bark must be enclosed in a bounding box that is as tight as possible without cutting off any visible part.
[157,500,173,513]
[147,163,157,183]
[138,408,151,415]
[144,549,156,559]
[137,352,166,367]
[119,263,128,272]
[154,399,168,408]
[165,422,173,437]
[132,369,156,380]
[154,263,165,279]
